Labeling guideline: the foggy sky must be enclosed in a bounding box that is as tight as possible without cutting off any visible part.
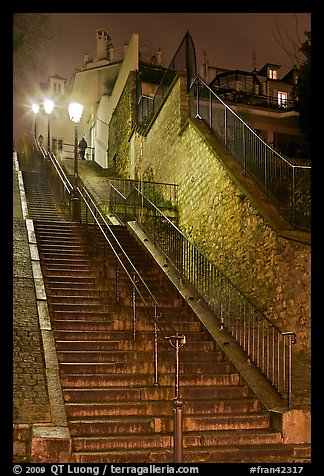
[46,12,311,83]
[13,12,311,144]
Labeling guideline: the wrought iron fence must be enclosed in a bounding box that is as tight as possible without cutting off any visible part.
[137,31,196,124]
[189,76,311,231]
[109,184,296,406]
[106,177,178,211]
[59,142,95,161]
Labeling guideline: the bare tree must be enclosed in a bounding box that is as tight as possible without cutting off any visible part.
[272,13,311,68]
[13,13,59,93]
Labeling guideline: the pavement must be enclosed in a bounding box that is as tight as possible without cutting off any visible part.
[13,155,52,462]
[13,155,311,458]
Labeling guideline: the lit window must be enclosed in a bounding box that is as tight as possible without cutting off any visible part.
[269,68,277,79]
[277,91,287,107]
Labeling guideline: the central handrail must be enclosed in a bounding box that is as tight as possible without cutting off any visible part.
[78,186,178,341]
[78,188,187,462]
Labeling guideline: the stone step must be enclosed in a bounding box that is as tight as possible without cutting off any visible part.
[53,329,213,342]
[44,268,96,277]
[50,306,198,322]
[55,339,216,352]
[62,385,250,402]
[48,289,109,298]
[41,250,99,259]
[60,372,241,388]
[68,412,270,437]
[181,443,311,464]
[51,317,202,332]
[72,428,283,453]
[58,360,233,375]
[43,263,93,272]
[46,275,97,284]
[47,280,98,289]
[64,398,262,418]
[50,302,109,312]
[72,443,311,464]
[56,349,228,364]
[73,434,174,452]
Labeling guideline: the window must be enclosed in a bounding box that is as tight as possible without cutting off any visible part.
[268,68,277,79]
[277,91,288,107]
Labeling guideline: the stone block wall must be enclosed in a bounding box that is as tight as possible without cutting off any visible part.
[110,73,311,351]
[107,71,137,173]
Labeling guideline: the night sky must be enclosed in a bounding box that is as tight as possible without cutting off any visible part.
[13,12,311,143]
[47,12,311,82]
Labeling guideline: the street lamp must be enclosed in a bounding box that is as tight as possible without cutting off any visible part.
[68,102,84,183]
[68,102,84,221]
[31,103,40,140]
[44,99,54,152]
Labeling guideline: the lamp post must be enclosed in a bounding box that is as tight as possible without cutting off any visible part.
[44,99,54,152]
[31,103,40,141]
[68,102,84,221]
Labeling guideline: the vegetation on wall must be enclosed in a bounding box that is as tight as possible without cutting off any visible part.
[293,31,311,144]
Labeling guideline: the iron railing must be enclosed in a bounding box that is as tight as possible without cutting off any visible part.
[189,76,311,231]
[105,177,178,211]
[59,142,95,161]
[210,87,296,111]
[109,184,296,406]
[137,31,196,124]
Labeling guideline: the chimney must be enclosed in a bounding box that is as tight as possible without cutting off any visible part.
[157,48,162,65]
[96,29,110,59]
[84,51,90,66]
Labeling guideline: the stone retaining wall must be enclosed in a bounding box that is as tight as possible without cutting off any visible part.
[111,73,311,351]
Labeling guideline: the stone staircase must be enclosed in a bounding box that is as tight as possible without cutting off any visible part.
[18,156,310,463]
[32,219,310,463]
[22,170,68,221]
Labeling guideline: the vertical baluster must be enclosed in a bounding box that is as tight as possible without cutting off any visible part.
[115,262,120,304]
[277,333,281,394]
[132,274,136,341]
[271,327,275,388]
[153,305,159,388]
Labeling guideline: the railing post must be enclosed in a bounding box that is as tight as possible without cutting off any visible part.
[132,274,137,341]
[209,89,212,132]
[153,319,159,388]
[195,78,201,119]
[224,107,227,147]
[173,398,184,463]
[168,332,186,463]
[71,188,81,222]
[115,262,120,304]
[283,332,296,407]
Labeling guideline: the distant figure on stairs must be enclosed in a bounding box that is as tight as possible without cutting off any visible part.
[78,137,87,160]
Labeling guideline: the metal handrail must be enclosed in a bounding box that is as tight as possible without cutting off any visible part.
[189,75,311,231]
[79,187,178,341]
[109,183,296,406]
[78,186,187,462]
[106,177,178,210]
[34,141,74,194]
